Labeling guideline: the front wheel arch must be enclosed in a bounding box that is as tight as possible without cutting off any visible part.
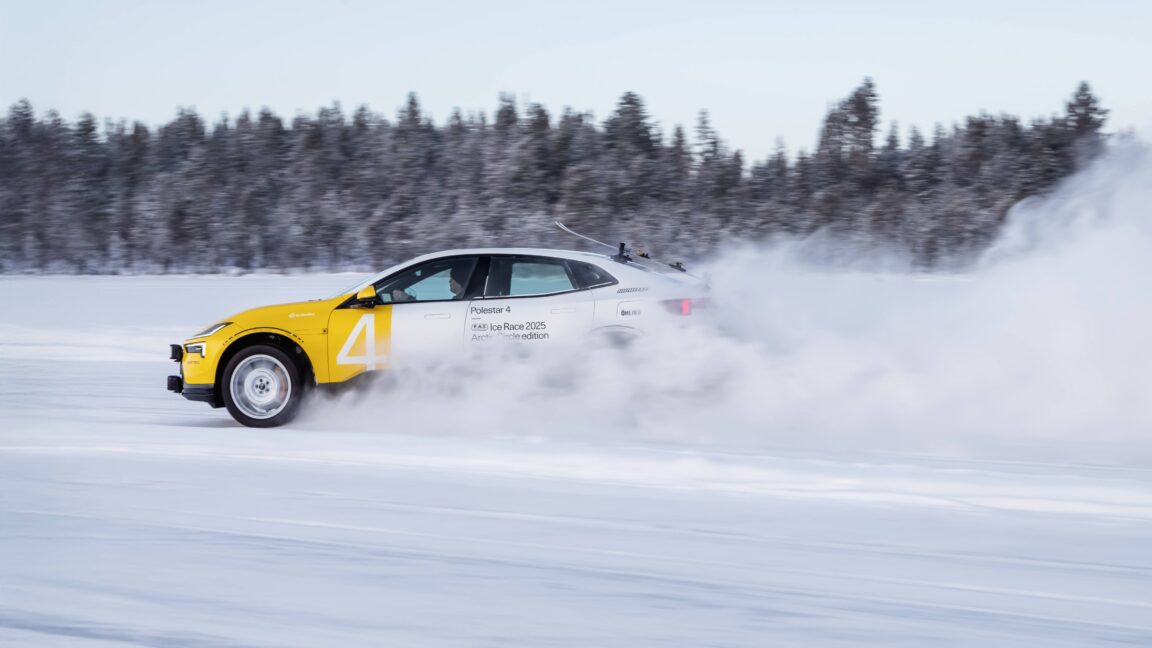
[214,332,314,407]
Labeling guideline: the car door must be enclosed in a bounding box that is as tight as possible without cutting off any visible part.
[466,255,595,349]
[328,256,480,381]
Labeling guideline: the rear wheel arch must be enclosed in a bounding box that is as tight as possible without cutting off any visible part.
[589,325,643,348]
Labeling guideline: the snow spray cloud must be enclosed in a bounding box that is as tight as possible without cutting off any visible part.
[308,140,1152,465]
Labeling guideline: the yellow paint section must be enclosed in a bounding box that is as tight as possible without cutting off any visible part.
[180,296,349,387]
[326,305,393,383]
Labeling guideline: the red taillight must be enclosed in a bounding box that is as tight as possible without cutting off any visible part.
[661,298,706,316]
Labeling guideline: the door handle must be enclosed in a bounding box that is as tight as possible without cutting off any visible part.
[550,307,575,314]
[425,313,450,320]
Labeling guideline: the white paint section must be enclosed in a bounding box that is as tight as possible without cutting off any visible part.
[387,301,470,366]
[466,291,594,348]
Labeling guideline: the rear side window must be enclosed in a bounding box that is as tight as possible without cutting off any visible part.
[486,257,576,297]
[567,260,617,289]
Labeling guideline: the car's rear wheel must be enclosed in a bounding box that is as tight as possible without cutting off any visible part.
[222,345,301,427]
[591,327,641,349]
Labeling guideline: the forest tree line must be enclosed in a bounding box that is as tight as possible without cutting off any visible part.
[0,80,1108,273]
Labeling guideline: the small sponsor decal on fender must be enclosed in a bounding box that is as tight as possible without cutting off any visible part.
[617,301,644,317]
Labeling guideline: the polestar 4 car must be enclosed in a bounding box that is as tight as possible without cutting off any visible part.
[168,247,707,427]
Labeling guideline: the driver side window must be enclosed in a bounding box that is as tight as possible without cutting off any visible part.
[375,257,478,303]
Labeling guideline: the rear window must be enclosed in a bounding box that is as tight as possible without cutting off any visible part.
[567,260,617,289]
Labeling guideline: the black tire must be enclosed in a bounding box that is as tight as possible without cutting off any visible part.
[221,345,303,428]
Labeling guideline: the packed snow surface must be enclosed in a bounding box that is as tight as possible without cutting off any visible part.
[1,270,1150,648]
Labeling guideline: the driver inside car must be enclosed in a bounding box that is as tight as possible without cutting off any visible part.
[390,263,470,302]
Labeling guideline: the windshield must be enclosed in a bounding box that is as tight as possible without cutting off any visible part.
[329,273,378,299]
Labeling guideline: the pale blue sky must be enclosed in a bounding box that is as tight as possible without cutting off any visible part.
[2,0,1148,160]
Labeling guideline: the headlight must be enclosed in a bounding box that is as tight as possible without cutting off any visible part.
[192,322,231,338]
[185,342,207,358]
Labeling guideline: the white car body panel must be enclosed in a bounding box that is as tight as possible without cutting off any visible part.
[467,290,596,348]
[388,300,470,366]
[353,247,705,363]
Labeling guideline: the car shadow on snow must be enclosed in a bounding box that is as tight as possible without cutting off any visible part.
[155,417,239,429]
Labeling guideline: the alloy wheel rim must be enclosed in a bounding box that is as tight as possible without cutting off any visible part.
[230,354,291,419]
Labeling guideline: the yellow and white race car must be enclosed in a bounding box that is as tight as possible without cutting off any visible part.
[168,247,707,427]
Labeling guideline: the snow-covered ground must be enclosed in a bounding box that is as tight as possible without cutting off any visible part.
[2,272,1151,647]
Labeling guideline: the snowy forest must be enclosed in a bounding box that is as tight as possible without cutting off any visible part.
[0,80,1108,273]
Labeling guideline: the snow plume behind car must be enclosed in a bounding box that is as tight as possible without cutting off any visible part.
[306,139,1152,466]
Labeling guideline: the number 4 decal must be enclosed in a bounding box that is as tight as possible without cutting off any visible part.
[336,313,388,370]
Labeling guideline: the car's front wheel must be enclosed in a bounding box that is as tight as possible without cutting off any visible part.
[222,345,302,427]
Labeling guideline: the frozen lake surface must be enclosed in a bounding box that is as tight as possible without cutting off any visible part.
[2,274,1150,647]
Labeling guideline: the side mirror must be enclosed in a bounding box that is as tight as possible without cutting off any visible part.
[351,285,379,308]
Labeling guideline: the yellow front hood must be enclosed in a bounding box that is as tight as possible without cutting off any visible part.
[221,297,345,336]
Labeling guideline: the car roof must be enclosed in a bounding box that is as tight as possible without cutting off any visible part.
[405,248,700,283]
[405,247,612,263]
[335,247,702,298]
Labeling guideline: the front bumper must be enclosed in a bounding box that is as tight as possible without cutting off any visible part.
[169,343,220,407]
[181,383,217,404]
